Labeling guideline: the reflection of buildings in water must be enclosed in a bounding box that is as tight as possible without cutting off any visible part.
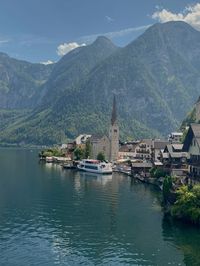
[40,162,71,181]
[97,175,112,186]
[74,175,81,193]
[42,162,62,172]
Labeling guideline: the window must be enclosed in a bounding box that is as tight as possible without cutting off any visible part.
[85,165,98,170]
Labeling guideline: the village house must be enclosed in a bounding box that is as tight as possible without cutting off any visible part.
[75,134,91,146]
[152,139,169,162]
[182,123,200,179]
[131,161,153,177]
[161,143,188,177]
[119,139,169,163]
[118,141,140,160]
[134,139,152,161]
[168,132,183,144]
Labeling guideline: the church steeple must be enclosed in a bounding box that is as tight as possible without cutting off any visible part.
[111,95,117,125]
[109,95,119,162]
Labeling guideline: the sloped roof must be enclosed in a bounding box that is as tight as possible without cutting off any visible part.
[183,123,200,151]
[171,144,183,151]
[119,143,137,152]
[132,162,153,168]
[141,139,153,146]
[191,123,200,148]
[153,139,169,149]
[163,144,186,158]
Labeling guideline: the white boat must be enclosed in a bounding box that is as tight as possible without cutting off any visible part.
[46,156,53,163]
[77,159,112,174]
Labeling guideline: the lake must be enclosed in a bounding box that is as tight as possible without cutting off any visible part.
[0,148,199,266]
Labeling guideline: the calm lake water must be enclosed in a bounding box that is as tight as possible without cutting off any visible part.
[0,149,200,266]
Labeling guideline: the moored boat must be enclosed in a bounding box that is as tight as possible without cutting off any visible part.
[62,162,76,169]
[77,159,112,174]
[46,156,53,163]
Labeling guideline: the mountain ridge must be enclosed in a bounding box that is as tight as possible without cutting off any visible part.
[0,21,200,145]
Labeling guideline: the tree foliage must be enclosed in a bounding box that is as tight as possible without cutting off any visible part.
[150,167,167,179]
[40,148,65,157]
[97,152,105,161]
[163,175,173,204]
[171,185,200,225]
[73,147,85,160]
[84,140,91,159]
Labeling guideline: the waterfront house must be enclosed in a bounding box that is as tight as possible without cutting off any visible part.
[152,139,169,162]
[134,139,152,161]
[161,144,188,176]
[118,141,139,160]
[61,141,76,159]
[131,161,153,177]
[182,123,200,179]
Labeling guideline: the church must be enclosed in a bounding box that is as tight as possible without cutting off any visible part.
[91,96,119,162]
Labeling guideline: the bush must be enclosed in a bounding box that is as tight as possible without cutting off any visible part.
[171,185,200,225]
[74,147,84,160]
[97,152,105,161]
[150,167,167,179]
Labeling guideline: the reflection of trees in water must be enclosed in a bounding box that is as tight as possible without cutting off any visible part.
[162,215,200,266]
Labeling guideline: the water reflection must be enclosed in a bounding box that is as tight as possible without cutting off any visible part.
[162,215,200,266]
[0,149,199,265]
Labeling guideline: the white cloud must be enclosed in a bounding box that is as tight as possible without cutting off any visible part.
[152,3,200,30]
[40,60,54,65]
[0,39,10,44]
[105,15,114,22]
[56,24,151,56]
[79,24,151,43]
[105,25,151,38]
[57,42,86,56]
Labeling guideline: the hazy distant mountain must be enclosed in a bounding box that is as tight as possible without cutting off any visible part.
[0,53,53,109]
[1,21,200,145]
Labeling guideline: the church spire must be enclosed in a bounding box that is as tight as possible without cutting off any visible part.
[111,95,117,125]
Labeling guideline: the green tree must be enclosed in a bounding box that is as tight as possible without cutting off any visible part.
[97,152,105,161]
[171,185,200,225]
[84,140,91,159]
[150,167,167,179]
[163,175,173,204]
[74,147,84,160]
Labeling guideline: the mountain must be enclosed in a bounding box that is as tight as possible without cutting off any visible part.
[181,97,200,129]
[1,21,200,145]
[0,53,53,109]
[40,36,119,108]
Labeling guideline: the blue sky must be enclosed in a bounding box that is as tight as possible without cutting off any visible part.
[0,0,199,63]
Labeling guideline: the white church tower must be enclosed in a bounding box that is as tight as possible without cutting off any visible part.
[109,95,119,162]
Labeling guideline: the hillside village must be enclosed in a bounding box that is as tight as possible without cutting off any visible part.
[42,95,200,184]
